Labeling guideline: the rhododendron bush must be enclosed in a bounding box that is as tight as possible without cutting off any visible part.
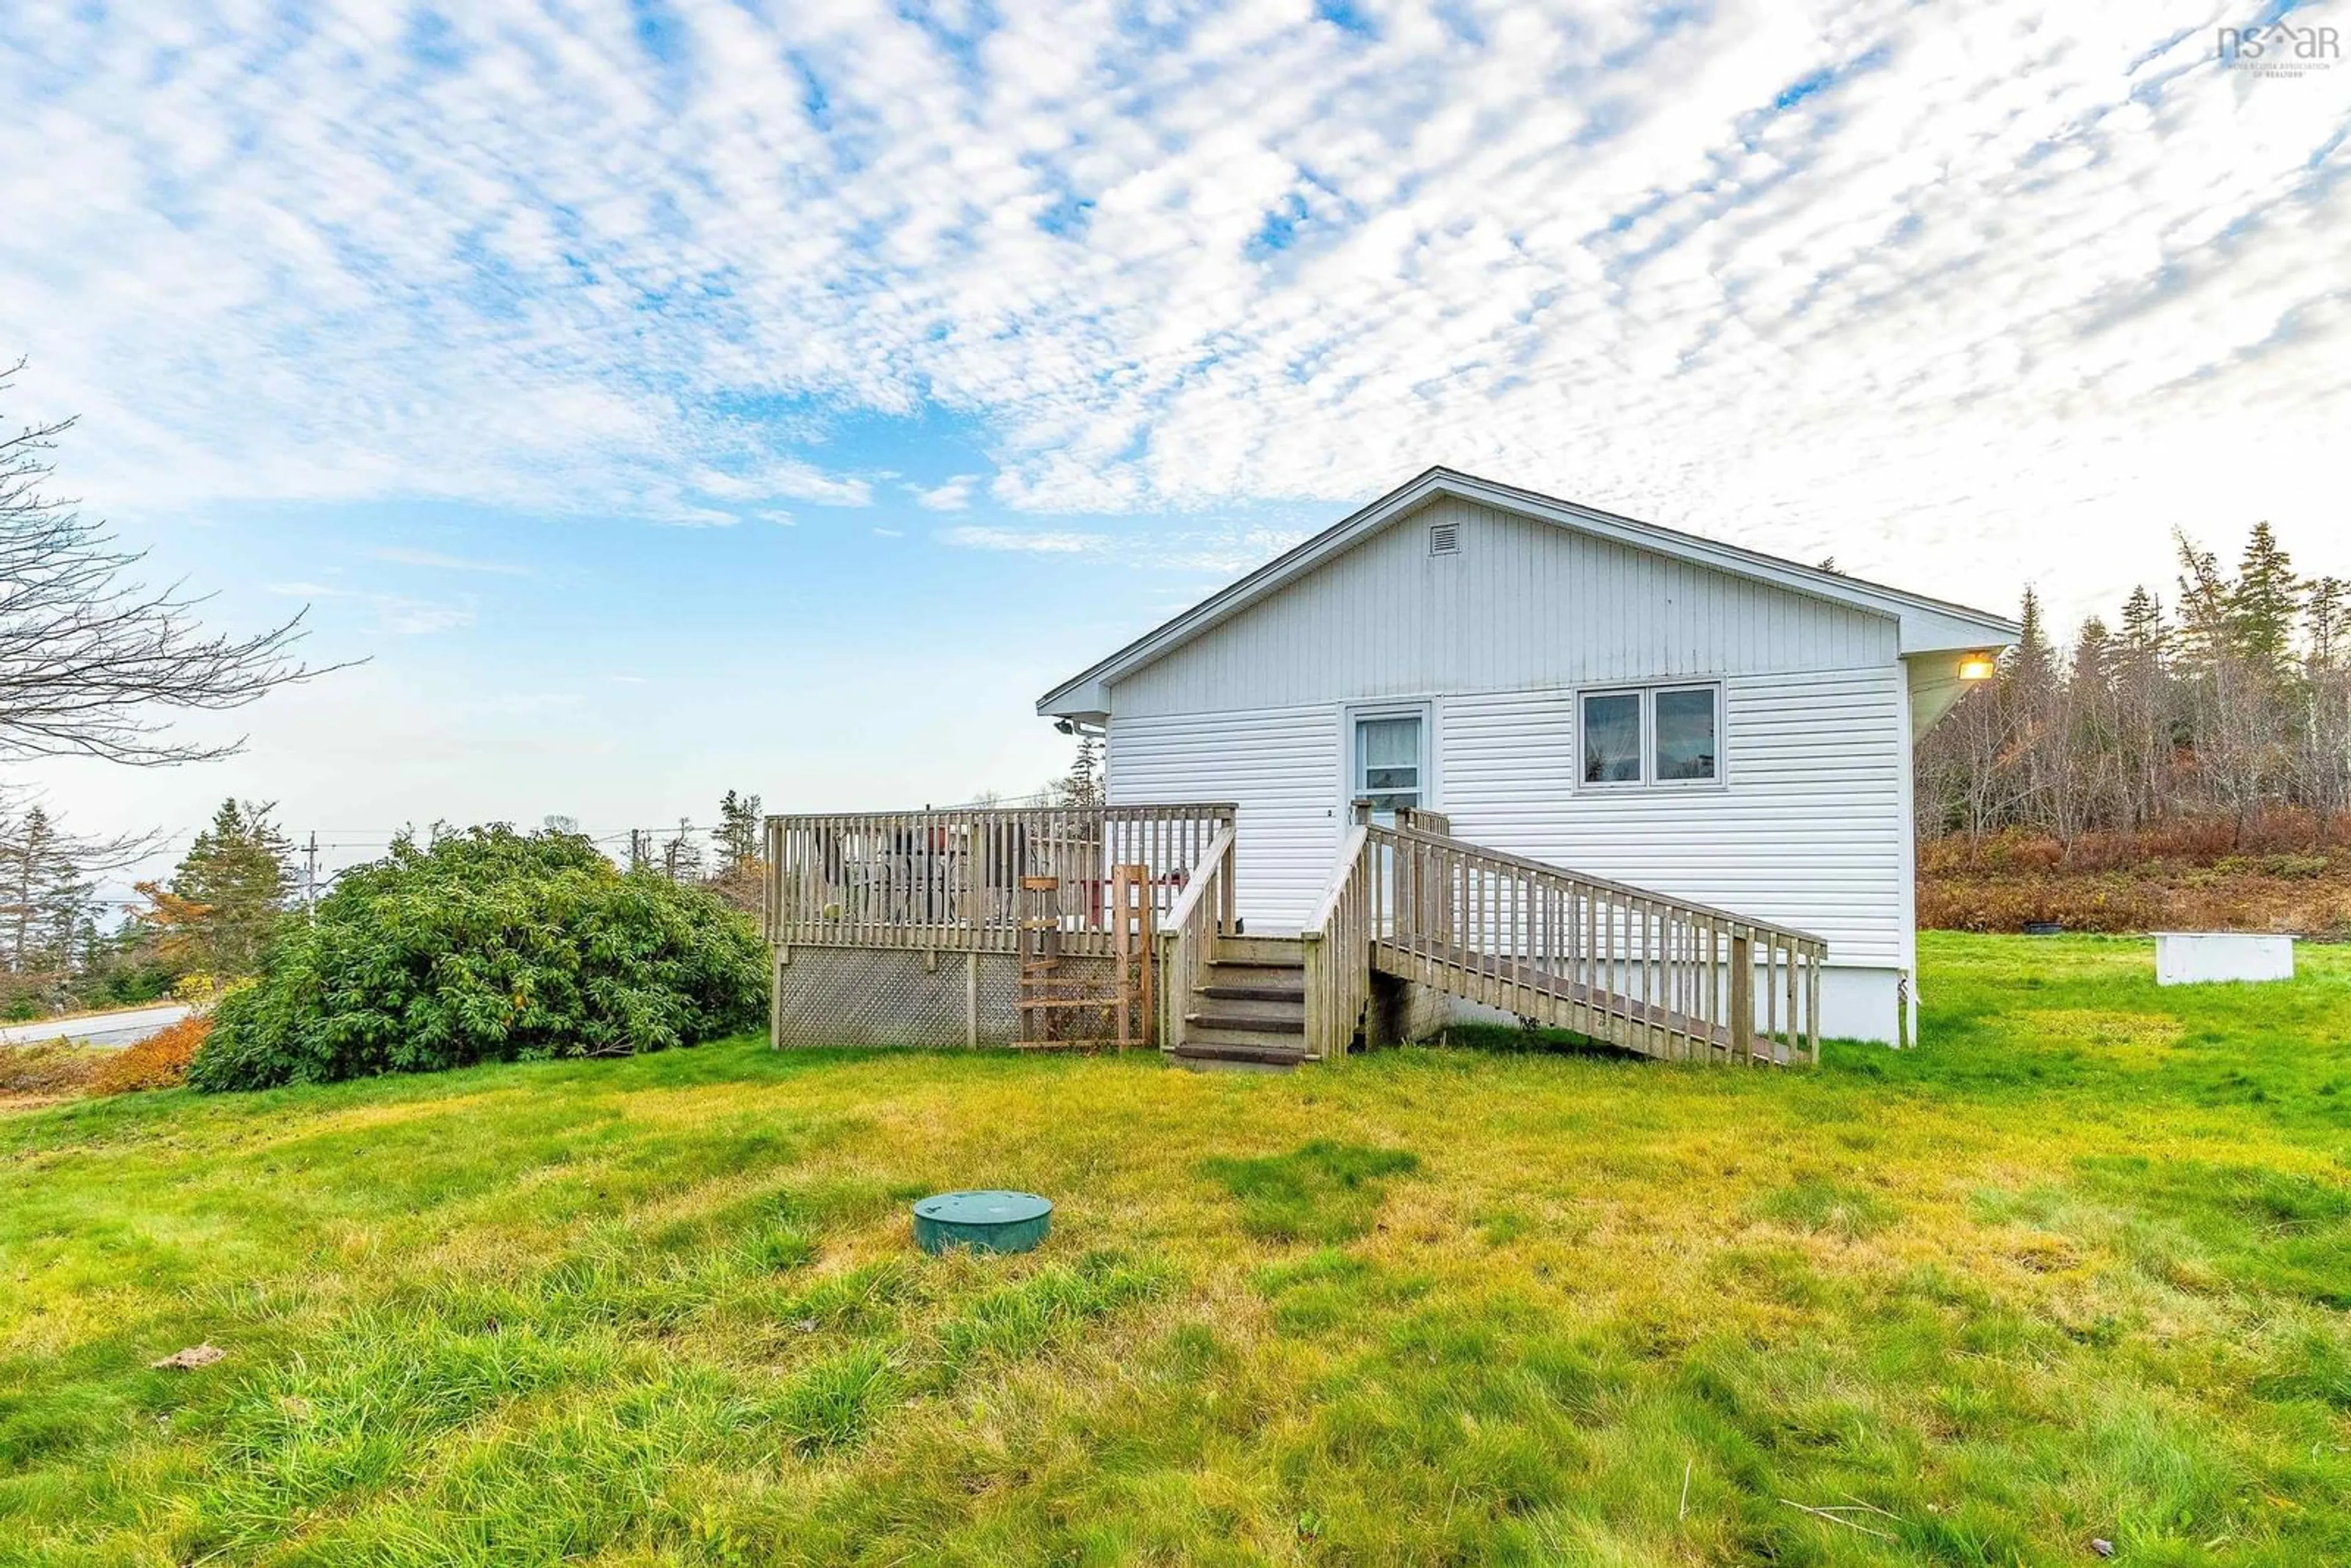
[190,827,765,1090]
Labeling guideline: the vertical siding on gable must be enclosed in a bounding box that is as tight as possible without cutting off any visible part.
[1106,703,1340,929]
[1441,667,1909,967]
[1110,496,1897,718]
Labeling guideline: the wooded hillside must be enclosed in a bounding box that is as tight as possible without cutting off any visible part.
[1916,523,2351,931]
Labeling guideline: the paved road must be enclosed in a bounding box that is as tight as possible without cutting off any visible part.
[0,1003,192,1050]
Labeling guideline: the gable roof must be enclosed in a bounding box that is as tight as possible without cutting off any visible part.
[1038,466,2022,720]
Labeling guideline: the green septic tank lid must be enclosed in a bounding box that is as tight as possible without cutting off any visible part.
[912,1190,1052,1255]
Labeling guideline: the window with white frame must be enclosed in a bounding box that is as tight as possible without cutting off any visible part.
[1580,685,1720,787]
[1580,691,1642,785]
[1652,686,1719,781]
[1354,712,1424,812]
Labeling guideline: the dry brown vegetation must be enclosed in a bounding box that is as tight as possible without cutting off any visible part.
[1918,814,2351,934]
[0,1039,108,1103]
[0,1014,211,1105]
[89,1014,209,1094]
[1914,523,2351,938]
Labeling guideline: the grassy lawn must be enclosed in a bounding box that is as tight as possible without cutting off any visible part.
[4,934,2348,1566]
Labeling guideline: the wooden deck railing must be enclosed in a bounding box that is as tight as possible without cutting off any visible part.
[765,803,1237,955]
[1155,823,1237,1053]
[1311,816,1825,1064]
[1300,822,1373,1061]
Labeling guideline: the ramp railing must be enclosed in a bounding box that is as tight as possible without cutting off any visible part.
[1306,812,1826,1064]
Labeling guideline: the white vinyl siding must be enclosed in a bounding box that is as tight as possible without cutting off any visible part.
[1440,668,1908,966]
[1111,495,1896,719]
[1109,670,1907,961]
[1106,703,1339,929]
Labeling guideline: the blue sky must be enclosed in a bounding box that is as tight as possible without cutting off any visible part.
[2,0,2345,882]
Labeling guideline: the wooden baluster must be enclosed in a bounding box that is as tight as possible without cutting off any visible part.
[1729,929,1753,1060]
[1663,909,1678,1053]
[1517,876,1528,1016]
[1651,904,1665,1059]
[1635,901,1650,1053]
[1661,909,1677,1059]
[1777,940,1796,1071]
[1636,902,1655,1048]
[1704,920,1719,1057]
[1489,868,1502,1008]
[1807,951,1821,1065]
[1481,865,1495,1006]
[1666,915,1681,1059]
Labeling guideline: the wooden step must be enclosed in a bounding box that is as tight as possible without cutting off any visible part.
[1171,1037,1307,1069]
[1198,980,1305,1003]
[1185,1011,1305,1035]
[1185,999,1305,1033]
[1214,935,1305,966]
[1202,959,1303,981]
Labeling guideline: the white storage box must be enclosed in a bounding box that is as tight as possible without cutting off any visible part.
[2154,932,2295,986]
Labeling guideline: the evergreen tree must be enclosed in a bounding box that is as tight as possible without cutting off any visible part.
[2009,587,2055,692]
[710,790,763,876]
[160,799,294,977]
[0,805,97,978]
[699,790,766,914]
[1915,522,2347,847]
[2112,586,2175,830]
[2173,536,2232,667]
[0,801,144,1003]
[2304,576,2349,669]
[2300,576,2351,833]
[1056,734,1103,806]
[2118,585,2167,655]
[2230,522,2303,680]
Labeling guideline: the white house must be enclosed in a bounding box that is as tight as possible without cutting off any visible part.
[1037,467,2019,1045]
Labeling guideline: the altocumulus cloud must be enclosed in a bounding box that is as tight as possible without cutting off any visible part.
[1,0,2344,613]
[912,475,981,511]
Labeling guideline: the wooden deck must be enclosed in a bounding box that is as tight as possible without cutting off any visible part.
[765,803,1234,958]
[767,801,1826,1066]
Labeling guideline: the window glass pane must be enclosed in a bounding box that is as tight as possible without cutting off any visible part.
[1359,717,1419,769]
[1356,716,1420,809]
[1654,688,1717,781]
[1581,693,1641,784]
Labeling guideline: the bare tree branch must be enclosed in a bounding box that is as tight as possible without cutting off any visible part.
[0,358,358,766]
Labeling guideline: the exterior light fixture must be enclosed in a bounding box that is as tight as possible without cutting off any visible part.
[1957,653,1998,682]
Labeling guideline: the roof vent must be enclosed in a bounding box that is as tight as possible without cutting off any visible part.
[1428,520,1461,557]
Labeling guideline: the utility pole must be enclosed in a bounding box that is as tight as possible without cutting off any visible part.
[304,831,320,918]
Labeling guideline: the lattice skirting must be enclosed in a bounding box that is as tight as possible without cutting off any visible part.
[771,945,1118,1049]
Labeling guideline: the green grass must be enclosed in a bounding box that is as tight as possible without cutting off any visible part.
[4,933,2349,1565]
